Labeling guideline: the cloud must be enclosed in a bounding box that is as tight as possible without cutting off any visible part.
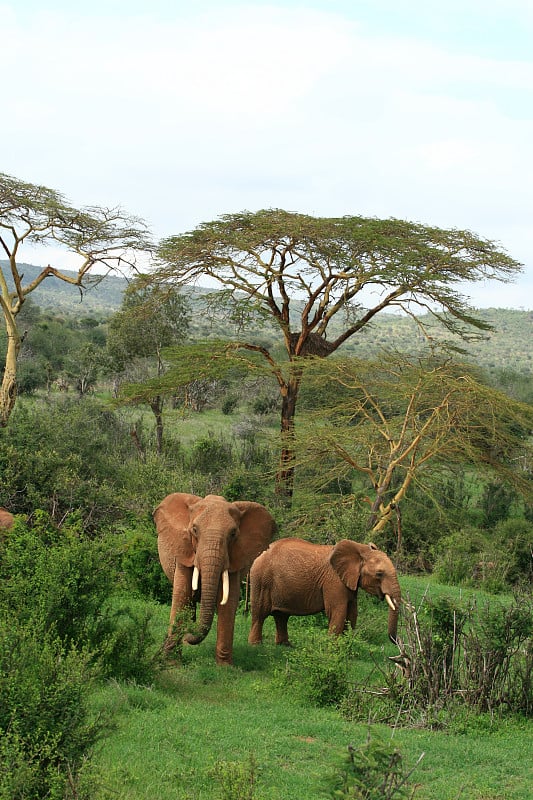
[2,1,532,306]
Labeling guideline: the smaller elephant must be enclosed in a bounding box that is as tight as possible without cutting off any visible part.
[248,538,401,646]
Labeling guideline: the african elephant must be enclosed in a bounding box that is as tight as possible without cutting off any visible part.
[0,508,14,530]
[248,538,401,646]
[154,493,276,665]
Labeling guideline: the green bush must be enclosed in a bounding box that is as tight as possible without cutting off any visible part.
[0,618,104,800]
[0,514,159,683]
[120,525,170,602]
[277,632,361,707]
[188,434,234,476]
[331,734,421,799]
[433,527,487,586]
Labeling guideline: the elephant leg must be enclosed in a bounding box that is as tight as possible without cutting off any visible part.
[325,601,349,636]
[273,611,291,646]
[215,573,241,666]
[248,611,266,645]
[165,565,193,654]
[346,599,358,630]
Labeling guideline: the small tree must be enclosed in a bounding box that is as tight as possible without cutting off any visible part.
[297,353,533,542]
[151,209,522,496]
[107,282,190,453]
[0,172,150,426]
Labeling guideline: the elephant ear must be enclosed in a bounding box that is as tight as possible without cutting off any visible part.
[229,502,277,572]
[154,492,202,572]
[329,539,365,591]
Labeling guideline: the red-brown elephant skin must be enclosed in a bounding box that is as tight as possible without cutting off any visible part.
[0,508,14,530]
[154,493,276,665]
[248,538,401,646]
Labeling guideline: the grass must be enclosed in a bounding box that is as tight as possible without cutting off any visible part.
[90,578,532,799]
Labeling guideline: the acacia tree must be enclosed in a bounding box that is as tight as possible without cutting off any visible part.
[0,172,150,426]
[107,282,190,453]
[152,209,522,496]
[298,353,533,539]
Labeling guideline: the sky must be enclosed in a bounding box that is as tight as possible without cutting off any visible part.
[2,0,533,309]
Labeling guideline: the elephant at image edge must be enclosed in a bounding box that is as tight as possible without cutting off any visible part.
[154,492,276,665]
[248,538,401,646]
[0,508,14,530]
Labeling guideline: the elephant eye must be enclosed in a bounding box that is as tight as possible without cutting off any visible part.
[191,525,198,537]
[228,527,238,540]
[375,570,384,578]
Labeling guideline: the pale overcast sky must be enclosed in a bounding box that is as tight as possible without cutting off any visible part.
[2,0,533,308]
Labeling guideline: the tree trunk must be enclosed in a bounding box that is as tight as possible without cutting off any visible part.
[275,375,301,498]
[149,395,164,455]
[0,317,21,427]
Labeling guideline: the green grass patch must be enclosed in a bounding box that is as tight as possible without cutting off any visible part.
[90,580,532,799]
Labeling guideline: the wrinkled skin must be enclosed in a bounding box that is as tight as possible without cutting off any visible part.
[154,493,276,665]
[0,508,14,530]
[248,538,401,646]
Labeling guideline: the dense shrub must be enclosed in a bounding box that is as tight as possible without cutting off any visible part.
[331,735,421,799]
[0,514,161,798]
[276,631,362,707]
[0,514,158,681]
[119,525,170,602]
[0,397,136,528]
[188,434,234,476]
[0,619,103,800]
[434,519,533,592]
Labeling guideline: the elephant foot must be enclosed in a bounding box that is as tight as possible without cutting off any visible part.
[276,640,292,647]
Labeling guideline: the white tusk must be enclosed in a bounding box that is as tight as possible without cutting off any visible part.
[220,570,230,606]
[385,594,396,611]
[192,566,199,591]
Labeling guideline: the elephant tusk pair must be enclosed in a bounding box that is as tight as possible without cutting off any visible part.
[191,566,230,606]
[385,594,397,612]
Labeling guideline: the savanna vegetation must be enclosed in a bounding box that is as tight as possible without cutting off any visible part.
[1,175,532,799]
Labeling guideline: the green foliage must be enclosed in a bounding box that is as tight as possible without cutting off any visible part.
[221,393,239,415]
[0,515,159,682]
[0,397,136,527]
[119,525,170,602]
[479,480,518,528]
[189,433,234,476]
[277,632,362,707]
[0,619,103,800]
[434,518,533,591]
[210,753,259,800]
[332,735,420,799]
[378,593,533,724]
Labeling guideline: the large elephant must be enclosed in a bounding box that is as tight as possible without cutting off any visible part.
[154,492,276,665]
[248,538,401,646]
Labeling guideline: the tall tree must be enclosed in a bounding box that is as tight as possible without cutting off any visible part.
[0,172,150,425]
[152,209,522,496]
[107,282,190,453]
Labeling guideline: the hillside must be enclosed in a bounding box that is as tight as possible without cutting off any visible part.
[3,261,533,373]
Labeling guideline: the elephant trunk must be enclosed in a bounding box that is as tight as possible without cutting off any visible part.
[385,589,401,644]
[183,559,229,646]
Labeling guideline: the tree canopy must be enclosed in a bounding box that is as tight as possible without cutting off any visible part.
[0,172,150,425]
[297,353,533,537]
[151,209,523,495]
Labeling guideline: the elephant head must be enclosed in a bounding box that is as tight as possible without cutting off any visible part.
[329,540,401,644]
[154,492,276,659]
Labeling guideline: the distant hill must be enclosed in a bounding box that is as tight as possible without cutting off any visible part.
[3,261,532,373]
[1,262,127,316]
